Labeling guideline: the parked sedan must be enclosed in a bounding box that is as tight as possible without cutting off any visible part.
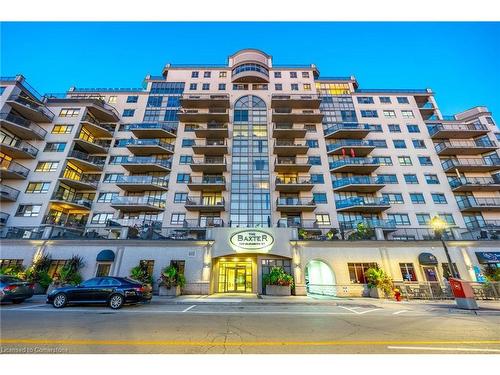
[46,276,152,309]
[0,275,34,304]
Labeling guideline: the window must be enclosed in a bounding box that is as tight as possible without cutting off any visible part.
[348,263,378,284]
[274,72,281,78]
[377,156,393,166]
[377,174,398,184]
[418,156,433,166]
[59,108,79,117]
[313,193,327,204]
[48,260,69,279]
[388,124,401,132]
[107,96,117,104]
[290,72,298,78]
[379,96,391,104]
[400,263,417,281]
[233,84,248,90]
[164,109,178,121]
[144,110,160,122]
[401,110,414,118]
[416,213,431,226]
[218,83,226,90]
[182,139,195,147]
[308,156,321,165]
[203,71,211,78]
[397,97,410,104]
[275,84,282,91]
[407,124,420,133]
[219,71,227,78]
[370,124,383,132]
[252,84,268,90]
[122,109,135,117]
[103,173,123,183]
[189,83,197,90]
[166,96,180,107]
[25,182,50,194]
[147,96,163,107]
[35,161,58,172]
[51,125,73,134]
[191,71,199,78]
[372,140,388,148]
[432,193,447,204]
[404,174,418,184]
[97,192,118,203]
[311,174,325,183]
[306,139,319,148]
[425,174,439,184]
[302,72,310,78]
[410,193,425,204]
[357,97,374,104]
[184,124,196,132]
[44,142,66,152]
[16,204,42,217]
[387,213,411,226]
[179,155,193,164]
[91,212,113,224]
[441,214,456,225]
[315,214,331,225]
[0,87,5,96]
[360,110,378,118]
[176,173,190,183]
[398,156,412,166]
[304,124,316,133]
[126,95,138,103]
[202,83,210,90]
[383,110,397,118]
[485,117,495,125]
[174,193,188,203]
[412,139,426,149]
[303,83,311,91]
[393,140,406,149]
[171,213,186,225]
[291,84,299,91]
[96,263,111,277]
[0,259,23,268]
[382,193,404,204]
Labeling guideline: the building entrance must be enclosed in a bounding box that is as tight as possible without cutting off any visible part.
[218,260,253,293]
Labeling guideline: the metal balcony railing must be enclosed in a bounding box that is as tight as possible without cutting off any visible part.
[115,156,172,169]
[68,150,106,166]
[7,95,55,120]
[115,175,169,188]
[51,191,93,209]
[188,176,226,184]
[61,170,100,187]
[0,112,47,139]
[125,122,177,134]
[111,196,166,208]
[0,159,30,177]
[448,176,500,189]
[456,197,500,210]
[0,185,20,201]
[427,123,488,136]
[329,157,381,169]
[332,176,385,189]
[126,139,175,151]
[435,139,497,153]
[323,123,373,136]
[441,158,500,170]
[326,140,375,152]
[275,177,312,185]
[185,197,225,207]
[0,135,38,157]
[190,157,226,165]
[335,197,390,209]
[276,197,316,206]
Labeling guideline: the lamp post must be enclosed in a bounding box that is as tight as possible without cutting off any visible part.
[429,215,458,279]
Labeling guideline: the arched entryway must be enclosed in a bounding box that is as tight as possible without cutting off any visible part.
[305,260,336,296]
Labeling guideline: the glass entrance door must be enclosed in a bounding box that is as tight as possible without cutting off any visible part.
[218,261,253,293]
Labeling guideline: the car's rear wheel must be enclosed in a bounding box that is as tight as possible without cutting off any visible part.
[52,293,67,308]
[12,299,25,304]
[109,294,124,309]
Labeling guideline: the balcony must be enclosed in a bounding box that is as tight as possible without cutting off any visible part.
[271,94,321,109]
[110,196,166,212]
[190,157,227,173]
[271,109,323,123]
[42,214,88,229]
[0,160,29,179]
[178,108,229,123]
[329,157,381,173]
[335,197,391,213]
[417,102,437,120]
[441,158,500,173]
[0,185,20,202]
[126,139,175,155]
[231,63,269,83]
[274,140,309,156]
[50,191,93,210]
[456,196,500,212]
[332,176,385,192]
[182,218,224,229]
[324,123,372,139]
[118,156,172,173]
[448,177,500,192]
[193,123,228,138]
[115,175,169,192]
[0,212,9,226]
[272,123,307,139]
[59,172,100,190]
[192,139,228,155]
[275,177,314,192]
[274,157,311,173]
[427,123,489,139]
[326,140,376,156]
[180,94,230,109]
[276,197,316,213]
[80,114,115,138]
[0,112,47,140]
[185,197,225,212]
[6,94,54,123]
[126,123,177,138]
[434,140,497,156]
[340,219,397,232]
[0,137,38,159]
[67,150,105,172]
[187,176,226,191]
[74,134,110,154]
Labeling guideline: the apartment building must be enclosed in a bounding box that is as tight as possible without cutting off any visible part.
[1,49,499,296]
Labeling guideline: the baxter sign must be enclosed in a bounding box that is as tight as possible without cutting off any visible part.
[230,230,275,252]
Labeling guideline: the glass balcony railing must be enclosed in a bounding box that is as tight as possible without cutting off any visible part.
[339,219,396,230]
[7,95,55,121]
[323,123,372,136]
[448,176,500,189]
[185,197,225,207]
[115,156,172,169]
[276,197,316,206]
[335,197,390,209]
[115,175,169,188]
[190,157,226,165]
[51,191,93,209]
[0,135,38,157]
[332,176,384,189]
[326,140,375,152]
[435,139,497,153]
[456,196,500,210]
[125,122,177,134]
[68,150,106,166]
[0,159,30,178]
[126,139,175,151]
[111,196,166,209]
[188,176,226,184]
[0,112,47,139]
[0,184,20,201]
[427,123,488,136]
[275,177,312,185]
[81,114,116,133]
[329,157,380,169]
[61,170,100,187]
[441,158,500,170]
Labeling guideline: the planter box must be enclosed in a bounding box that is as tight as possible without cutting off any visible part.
[266,284,291,296]
[369,287,386,299]
[159,285,181,297]
[34,283,47,295]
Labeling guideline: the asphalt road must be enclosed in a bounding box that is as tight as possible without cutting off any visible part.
[1,297,499,354]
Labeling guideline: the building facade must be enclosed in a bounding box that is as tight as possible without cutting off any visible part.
[1,49,499,296]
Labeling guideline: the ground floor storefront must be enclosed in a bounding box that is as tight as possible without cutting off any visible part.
[1,227,498,297]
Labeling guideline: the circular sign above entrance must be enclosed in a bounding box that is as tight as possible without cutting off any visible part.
[230,230,275,253]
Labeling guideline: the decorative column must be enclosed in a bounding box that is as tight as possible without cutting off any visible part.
[291,241,307,296]
[201,240,214,295]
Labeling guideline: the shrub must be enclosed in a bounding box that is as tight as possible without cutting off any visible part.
[25,253,52,288]
[130,260,154,285]
[365,267,394,297]
[263,266,294,287]
[158,265,185,288]
[348,222,375,240]
[483,267,500,282]
[58,255,85,286]
[0,264,25,278]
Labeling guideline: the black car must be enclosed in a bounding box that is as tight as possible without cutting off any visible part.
[0,275,34,304]
[46,276,152,309]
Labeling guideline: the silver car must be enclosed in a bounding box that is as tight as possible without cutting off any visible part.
[0,275,34,304]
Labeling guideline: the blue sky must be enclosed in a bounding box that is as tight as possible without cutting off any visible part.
[1,22,499,117]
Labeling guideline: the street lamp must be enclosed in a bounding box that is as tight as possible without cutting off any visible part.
[429,215,458,279]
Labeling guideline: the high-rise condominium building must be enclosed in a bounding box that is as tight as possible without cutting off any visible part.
[1,49,499,296]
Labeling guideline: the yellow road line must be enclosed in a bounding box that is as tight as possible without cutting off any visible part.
[1,339,499,347]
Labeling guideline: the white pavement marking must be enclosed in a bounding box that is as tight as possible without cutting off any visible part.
[393,310,409,315]
[387,346,500,353]
[357,308,382,315]
[7,304,47,310]
[182,305,196,312]
[338,306,361,314]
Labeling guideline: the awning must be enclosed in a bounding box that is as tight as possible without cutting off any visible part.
[96,249,115,262]
[418,252,438,265]
[475,252,500,264]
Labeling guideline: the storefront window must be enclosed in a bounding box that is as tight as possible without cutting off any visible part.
[442,263,460,280]
[399,263,417,281]
[96,263,111,277]
[348,263,378,284]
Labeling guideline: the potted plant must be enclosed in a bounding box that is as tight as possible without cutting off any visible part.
[264,266,294,296]
[47,255,85,294]
[158,265,186,296]
[365,267,394,298]
[25,253,53,294]
[348,222,375,240]
[0,264,25,278]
